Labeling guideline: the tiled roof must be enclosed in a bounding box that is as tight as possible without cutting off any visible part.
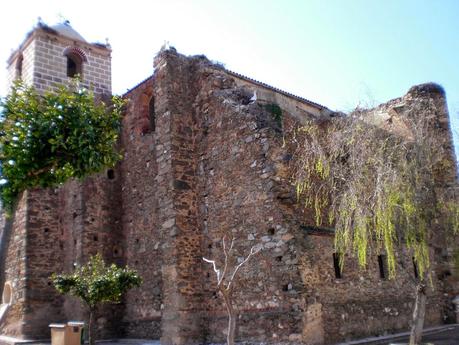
[226,70,328,111]
[122,64,329,112]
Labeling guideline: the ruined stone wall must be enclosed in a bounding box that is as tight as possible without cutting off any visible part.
[153,51,205,345]
[1,46,457,345]
[120,77,163,338]
[191,67,306,343]
[299,233,445,344]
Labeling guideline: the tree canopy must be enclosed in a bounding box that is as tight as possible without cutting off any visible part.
[52,254,141,345]
[0,81,124,210]
[51,254,142,309]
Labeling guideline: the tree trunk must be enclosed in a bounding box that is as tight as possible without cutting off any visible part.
[88,308,95,345]
[409,281,427,345]
[222,291,236,345]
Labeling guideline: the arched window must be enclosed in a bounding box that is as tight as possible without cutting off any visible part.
[66,53,83,78]
[149,96,156,132]
[63,47,87,78]
[16,54,23,80]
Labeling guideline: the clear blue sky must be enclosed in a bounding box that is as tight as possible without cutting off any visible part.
[1,0,458,159]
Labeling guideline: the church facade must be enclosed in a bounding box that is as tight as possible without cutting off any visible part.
[0,21,458,345]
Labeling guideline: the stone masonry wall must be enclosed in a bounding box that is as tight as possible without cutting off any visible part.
[0,46,457,345]
[153,51,205,345]
[6,40,35,90]
[21,188,64,339]
[7,28,111,95]
[0,193,28,338]
[31,32,111,94]
[121,77,163,339]
[119,51,458,344]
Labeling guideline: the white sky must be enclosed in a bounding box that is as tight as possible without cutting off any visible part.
[1,0,458,158]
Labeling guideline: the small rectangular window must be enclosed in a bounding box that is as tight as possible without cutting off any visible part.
[412,257,419,279]
[333,253,342,279]
[378,255,387,279]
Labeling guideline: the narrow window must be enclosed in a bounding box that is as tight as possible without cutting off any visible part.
[333,253,342,279]
[16,54,23,80]
[378,255,387,279]
[412,257,419,279]
[149,96,155,132]
[66,53,82,78]
[107,169,115,180]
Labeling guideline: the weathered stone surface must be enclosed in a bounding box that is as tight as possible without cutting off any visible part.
[0,45,458,345]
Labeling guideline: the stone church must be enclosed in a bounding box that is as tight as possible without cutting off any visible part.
[0,21,458,345]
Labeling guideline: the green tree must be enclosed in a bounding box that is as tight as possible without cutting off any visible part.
[292,89,458,345]
[52,254,142,345]
[0,81,124,211]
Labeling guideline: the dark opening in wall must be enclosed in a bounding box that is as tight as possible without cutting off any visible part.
[276,256,283,262]
[16,54,23,80]
[333,253,342,279]
[267,228,275,236]
[107,169,115,180]
[44,228,49,233]
[282,284,290,292]
[413,257,419,279]
[149,96,156,132]
[333,253,343,279]
[378,255,387,279]
[93,235,98,242]
[66,54,83,78]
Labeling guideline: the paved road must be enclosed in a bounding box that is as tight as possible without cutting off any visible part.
[376,327,459,345]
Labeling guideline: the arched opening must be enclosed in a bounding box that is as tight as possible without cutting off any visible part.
[2,282,12,305]
[15,54,23,80]
[63,47,87,79]
[149,96,156,132]
[66,53,83,78]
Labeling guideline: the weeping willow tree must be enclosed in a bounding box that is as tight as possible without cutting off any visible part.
[291,85,458,345]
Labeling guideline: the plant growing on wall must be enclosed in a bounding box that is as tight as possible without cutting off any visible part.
[0,80,124,211]
[291,85,458,345]
[51,254,142,345]
[203,236,262,345]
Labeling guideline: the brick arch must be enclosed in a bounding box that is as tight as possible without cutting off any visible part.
[62,46,88,63]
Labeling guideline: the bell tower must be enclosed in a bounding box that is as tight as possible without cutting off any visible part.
[7,20,112,95]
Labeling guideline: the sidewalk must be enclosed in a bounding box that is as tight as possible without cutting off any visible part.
[337,324,459,345]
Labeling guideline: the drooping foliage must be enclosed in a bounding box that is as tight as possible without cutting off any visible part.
[292,102,458,279]
[0,81,124,210]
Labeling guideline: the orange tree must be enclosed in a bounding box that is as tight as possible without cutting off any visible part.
[0,81,123,211]
[52,254,141,345]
